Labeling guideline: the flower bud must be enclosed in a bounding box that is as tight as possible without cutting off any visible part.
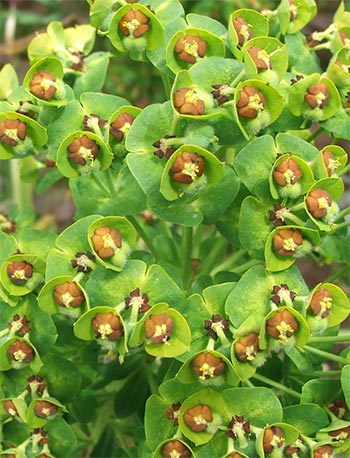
[34,400,58,418]
[68,135,100,166]
[305,82,329,109]
[173,88,205,115]
[0,119,27,146]
[236,86,265,118]
[161,440,191,458]
[226,415,250,439]
[53,281,85,308]
[306,189,332,219]
[7,261,33,285]
[92,312,124,340]
[271,284,296,306]
[191,352,225,380]
[0,212,16,233]
[266,309,299,342]
[313,444,333,458]
[183,404,213,432]
[8,314,30,336]
[4,400,19,417]
[328,399,347,419]
[119,9,150,38]
[91,225,122,258]
[247,46,272,70]
[322,150,341,176]
[211,83,233,105]
[29,70,57,100]
[170,151,205,184]
[309,288,332,318]
[175,35,207,64]
[263,426,285,453]
[7,340,34,364]
[273,228,303,257]
[110,113,135,141]
[144,312,173,344]
[232,17,253,46]
[124,287,151,314]
[273,158,302,187]
[234,332,260,362]
[166,401,181,426]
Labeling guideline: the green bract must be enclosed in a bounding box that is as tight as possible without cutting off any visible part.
[0,1,349,457]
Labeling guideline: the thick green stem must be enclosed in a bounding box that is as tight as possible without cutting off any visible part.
[324,266,349,283]
[128,215,160,259]
[91,173,110,197]
[284,212,307,227]
[335,219,350,231]
[105,169,118,199]
[306,126,324,143]
[10,159,33,209]
[301,345,348,365]
[335,205,350,221]
[231,259,261,274]
[210,249,246,276]
[252,373,301,399]
[309,334,350,343]
[180,225,193,289]
[199,236,228,276]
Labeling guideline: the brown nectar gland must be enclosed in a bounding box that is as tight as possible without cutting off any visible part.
[232,17,253,46]
[29,70,57,100]
[183,404,213,432]
[191,352,225,380]
[53,281,85,308]
[175,35,207,64]
[304,82,329,109]
[92,312,124,340]
[306,189,332,219]
[173,87,205,115]
[0,119,27,146]
[7,340,34,363]
[266,309,299,341]
[273,158,302,186]
[91,225,122,258]
[273,228,303,257]
[236,85,265,118]
[144,312,174,344]
[7,261,33,285]
[68,135,100,166]
[119,9,150,38]
[170,151,205,184]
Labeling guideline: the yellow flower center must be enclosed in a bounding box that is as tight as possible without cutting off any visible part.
[184,40,199,58]
[247,93,264,112]
[123,19,141,35]
[245,345,257,361]
[78,146,96,163]
[276,321,295,341]
[257,49,271,68]
[282,237,298,252]
[240,23,252,42]
[185,89,200,105]
[14,349,26,362]
[193,414,208,426]
[199,363,216,380]
[97,323,113,339]
[183,161,200,180]
[60,292,74,307]
[284,169,296,184]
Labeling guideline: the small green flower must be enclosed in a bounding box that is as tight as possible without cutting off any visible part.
[7,261,33,285]
[0,119,27,146]
[183,404,213,432]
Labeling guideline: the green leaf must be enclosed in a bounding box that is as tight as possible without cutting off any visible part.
[0,64,19,99]
[40,353,82,403]
[160,144,225,201]
[320,108,350,140]
[284,32,322,73]
[223,386,283,427]
[114,367,150,417]
[166,28,225,74]
[45,416,77,458]
[234,135,276,193]
[276,132,320,162]
[178,388,227,445]
[341,365,350,409]
[282,403,329,436]
[301,378,342,406]
[73,52,111,97]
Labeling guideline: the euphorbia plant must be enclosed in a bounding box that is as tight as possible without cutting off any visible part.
[0,0,349,457]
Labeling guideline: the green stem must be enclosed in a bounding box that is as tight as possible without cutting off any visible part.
[91,173,110,197]
[231,259,261,274]
[338,163,350,177]
[128,215,159,259]
[230,69,246,87]
[169,112,180,136]
[180,225,193,289]
[291,370,341,377]
[323,266,349,283]
[252,373,301,399]
[10,159,33,209]
[210,249,247,276]
[301,345,349,365]
[199,236,228,276]
[335,206,350,221]
[284,212,307,227]
[306,126,324,143]
[105,169,118,199]
[335,219,350,230]
[309,334,350,343]
[161,73,172,99]
[287,202,305,213]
